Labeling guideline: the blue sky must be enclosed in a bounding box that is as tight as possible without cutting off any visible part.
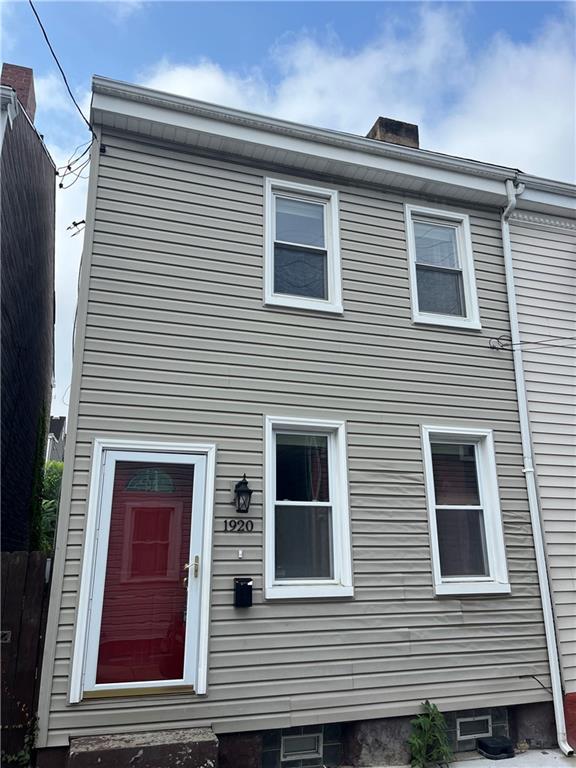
[5,2,571,86]
[2,1,575,415]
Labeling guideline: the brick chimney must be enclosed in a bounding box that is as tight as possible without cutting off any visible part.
[1,63,36,122]
[367,116,419,149]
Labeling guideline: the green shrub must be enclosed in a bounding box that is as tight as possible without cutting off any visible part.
[408,700,452,768]
[38,460,64,554]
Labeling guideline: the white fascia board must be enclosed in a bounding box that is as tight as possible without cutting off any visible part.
[91,77,576,215]
[91,90,507,205]
[516,185,576,219]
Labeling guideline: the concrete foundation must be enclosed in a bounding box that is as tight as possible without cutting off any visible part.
[218,732,261,768]
[67,727,218,768]
[510,701,557,750]
[344,716,412,767]
[35,746,69,768]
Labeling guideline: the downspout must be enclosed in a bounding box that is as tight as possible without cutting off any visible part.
[501,178,573,757]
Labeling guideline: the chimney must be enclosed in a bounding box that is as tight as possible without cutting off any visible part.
[366,116,419,149]
[1,63,36,122]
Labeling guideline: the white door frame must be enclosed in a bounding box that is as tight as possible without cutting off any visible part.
[69,439,216,703]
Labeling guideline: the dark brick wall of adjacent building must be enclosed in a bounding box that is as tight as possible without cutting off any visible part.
[1,102,55,551]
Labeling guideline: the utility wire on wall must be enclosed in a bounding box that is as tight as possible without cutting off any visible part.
[490,334,576,352]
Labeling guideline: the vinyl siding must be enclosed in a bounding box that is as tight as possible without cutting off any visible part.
[511,219,576,694]
[38,130,552,748]
[1,106,55,550]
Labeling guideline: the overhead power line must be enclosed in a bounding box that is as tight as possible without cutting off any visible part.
[28,0,95,139]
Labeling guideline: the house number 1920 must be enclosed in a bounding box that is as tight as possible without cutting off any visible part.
[224,519,254,533]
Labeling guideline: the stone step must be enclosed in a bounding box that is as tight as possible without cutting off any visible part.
[68,727,218,768]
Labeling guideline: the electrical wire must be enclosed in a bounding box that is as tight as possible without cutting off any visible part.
[57,139,90,170]
[28,0,95,139]
[59,156,91,188]
[57,140,93,174]
[490,334,576,351]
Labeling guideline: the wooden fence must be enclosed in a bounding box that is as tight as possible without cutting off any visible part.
[1,551,51,761]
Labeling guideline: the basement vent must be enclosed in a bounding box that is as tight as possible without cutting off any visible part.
[457,715,492,740]
[281,733,323,761]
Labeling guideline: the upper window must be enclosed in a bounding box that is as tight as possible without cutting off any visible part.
[265,416,353,599]
[405,205,481,329]
[421,426,510,596]
[265,178,342,313]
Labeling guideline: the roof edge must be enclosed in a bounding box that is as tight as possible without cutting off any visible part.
[91,75,575,203]
[1,84,56,169]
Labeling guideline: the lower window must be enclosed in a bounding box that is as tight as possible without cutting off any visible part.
[265,416,353,599]
[281,732,323,761]
[70,440,215,702]
[421,426,510,596]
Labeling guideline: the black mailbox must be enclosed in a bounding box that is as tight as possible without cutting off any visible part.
[234,577,253,608]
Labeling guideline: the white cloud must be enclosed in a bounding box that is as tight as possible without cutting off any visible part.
[110,0,145,23]
[143,59,270,112]
[141,6,575,180]
[34,73,76,115]
[34,5,574,415]
[428,18,576,180]
[29,74,92,416]
[47,143,90,416]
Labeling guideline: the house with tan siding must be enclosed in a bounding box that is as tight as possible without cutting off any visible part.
[36,76,575,767]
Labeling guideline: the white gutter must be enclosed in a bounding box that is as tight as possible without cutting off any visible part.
[501,178,574,757]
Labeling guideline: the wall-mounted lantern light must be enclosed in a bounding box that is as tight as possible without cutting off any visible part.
[234,474,253,514]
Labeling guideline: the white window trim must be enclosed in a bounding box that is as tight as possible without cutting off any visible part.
[264,178,343,314]
[421,425,510,596]
[69,438,216,703]
[405,204,481,330]
[264,415,353,599]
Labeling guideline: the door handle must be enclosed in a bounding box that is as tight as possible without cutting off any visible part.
[183,557,200,585]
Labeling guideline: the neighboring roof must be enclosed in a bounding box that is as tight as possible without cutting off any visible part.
[0,85,18,114]
[91,75,575,218]
[0,84,56,168]
[49,416,66,441]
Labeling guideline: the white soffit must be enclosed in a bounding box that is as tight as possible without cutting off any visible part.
[91,77,576,218]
